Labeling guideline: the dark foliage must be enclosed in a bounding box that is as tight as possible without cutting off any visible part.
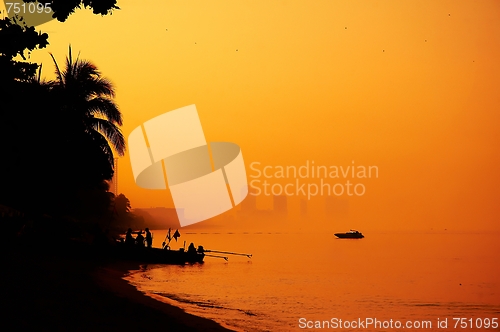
[0,21,124,218]
[0,16,49,83]
[23,0,120,22]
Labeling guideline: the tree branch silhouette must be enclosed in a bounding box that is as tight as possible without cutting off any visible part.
[22,0,120,22]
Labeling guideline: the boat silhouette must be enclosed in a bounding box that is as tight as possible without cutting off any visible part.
[115,243,205,264]
[334,229,364,239]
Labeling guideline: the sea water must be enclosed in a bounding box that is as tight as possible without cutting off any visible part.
[125,231,500,331]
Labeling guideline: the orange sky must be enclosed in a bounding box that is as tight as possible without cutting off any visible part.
[6,0,500,231]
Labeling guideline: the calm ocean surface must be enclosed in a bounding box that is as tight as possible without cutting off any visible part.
[125,231,500,331]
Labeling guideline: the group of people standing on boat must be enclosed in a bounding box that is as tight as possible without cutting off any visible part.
[125,228,153,248]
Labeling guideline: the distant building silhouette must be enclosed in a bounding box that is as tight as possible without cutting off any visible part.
[242,191,257,213]
[273,195,287,218]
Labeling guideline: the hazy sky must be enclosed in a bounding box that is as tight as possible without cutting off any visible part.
[7,0,500,230]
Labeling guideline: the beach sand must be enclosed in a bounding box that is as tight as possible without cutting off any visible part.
[4,242,234,332]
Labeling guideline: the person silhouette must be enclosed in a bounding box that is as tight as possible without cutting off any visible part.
[125,228,134,246]
[145,228,153,248]
[187,242,196,254]
[135,230,145,247]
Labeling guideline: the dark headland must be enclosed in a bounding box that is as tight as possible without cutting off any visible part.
[4,237,235,332]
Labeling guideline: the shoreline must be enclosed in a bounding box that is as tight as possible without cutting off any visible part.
[121,267,245,332]
[93,261,238,332]
[4,242,235,331]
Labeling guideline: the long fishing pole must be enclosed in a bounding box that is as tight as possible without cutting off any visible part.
[204,250,252,258]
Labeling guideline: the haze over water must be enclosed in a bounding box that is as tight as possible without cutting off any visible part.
[126,229,500,331]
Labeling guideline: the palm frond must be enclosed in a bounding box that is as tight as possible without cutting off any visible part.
[90,117,126,156]
[69,60,116,99]
[50,45,126,181]
[49,52,64,86]
[37,63,42,84]
[67,44,73,78]
[88,130,116,168]
[89,77,115,98]
[86,97,123,125]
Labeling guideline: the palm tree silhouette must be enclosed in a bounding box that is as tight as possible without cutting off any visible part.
[49,45,125,173]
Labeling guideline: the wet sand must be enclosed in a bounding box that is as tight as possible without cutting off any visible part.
[4,242,234,332]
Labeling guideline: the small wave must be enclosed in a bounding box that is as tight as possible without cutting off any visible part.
[413,303,441,307]
[154,292,258,316]
[406,301,500,313]
[154,292,225,309]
